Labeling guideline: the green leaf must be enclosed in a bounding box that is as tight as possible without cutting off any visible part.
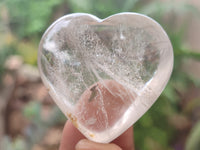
[185,121,200,150]
[176,48,200,61]
[162,83,179,104]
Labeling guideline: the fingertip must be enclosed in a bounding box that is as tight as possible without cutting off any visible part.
[75,139,122,150]
[75,139,89,150]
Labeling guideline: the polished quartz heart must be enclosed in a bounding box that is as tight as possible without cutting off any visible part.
[38,13,173,143]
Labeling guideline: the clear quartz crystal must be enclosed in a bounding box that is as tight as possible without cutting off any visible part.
[38,13,173,143]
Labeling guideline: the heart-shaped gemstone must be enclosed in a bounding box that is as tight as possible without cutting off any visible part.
[38,13,173,143]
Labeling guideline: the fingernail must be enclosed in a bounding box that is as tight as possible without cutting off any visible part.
[75,139,93,150]
[75,139,122,150]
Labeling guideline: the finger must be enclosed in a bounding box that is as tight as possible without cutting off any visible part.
[75,139,122,150]
[59,121,134,150]
[113,126,134,150]
[59,121,85,150]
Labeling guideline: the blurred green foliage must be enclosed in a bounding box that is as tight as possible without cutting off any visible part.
[0,45,16,80]
[3,0,63,38]
[68,0,140,18]
[22,101,65,149]
[185,121,200,150]
[1,0,200,150]
[0,137,27,150]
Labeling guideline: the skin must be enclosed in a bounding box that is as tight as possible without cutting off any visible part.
[59,121,134,150]
[59,80,135,150]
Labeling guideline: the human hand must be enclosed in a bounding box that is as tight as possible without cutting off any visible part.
[59,121,134,150]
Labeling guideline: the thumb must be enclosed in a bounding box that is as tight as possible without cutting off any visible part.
[75,139,122,150]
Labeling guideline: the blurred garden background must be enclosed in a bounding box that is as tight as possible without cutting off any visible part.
[0,0,200,150]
